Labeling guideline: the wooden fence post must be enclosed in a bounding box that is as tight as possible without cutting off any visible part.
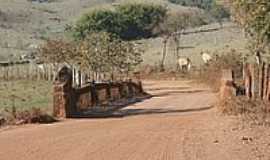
[244,64,252,99]
[250,64,256,99]
[266,65,270,101]
[263,64,269,100]
[259,62,265,99]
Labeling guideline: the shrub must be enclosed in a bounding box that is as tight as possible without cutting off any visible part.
[72,3,167,40]
[193,50,242,91]
[116,3,167,39]
[72,10,122,40]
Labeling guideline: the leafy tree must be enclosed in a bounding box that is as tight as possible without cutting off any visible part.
[40,32,143,80]
[71,3,167,40]
[39,39,76,65]
[78,32,143,79]
[116,3,167,39]
[72,10,122,40]
[230,0,270,55]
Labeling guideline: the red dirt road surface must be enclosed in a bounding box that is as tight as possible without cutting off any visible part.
[0,80,270,160]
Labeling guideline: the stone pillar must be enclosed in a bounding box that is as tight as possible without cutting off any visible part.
[263,64,269,100]
[220,69,236,101]
[53,66,73,118]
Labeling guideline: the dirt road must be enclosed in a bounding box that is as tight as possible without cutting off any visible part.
[0,80,269,160]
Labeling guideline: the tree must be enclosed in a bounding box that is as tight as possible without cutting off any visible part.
[71,3,167,40]
[77,32,143,80]
[39,39,76,65]
[39,39,77,80]
[230,0,270,56]
[39,32,143,81]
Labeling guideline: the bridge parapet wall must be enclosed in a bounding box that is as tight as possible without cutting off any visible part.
[53,67,145,118]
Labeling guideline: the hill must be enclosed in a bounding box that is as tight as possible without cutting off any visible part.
[0,0,247,67]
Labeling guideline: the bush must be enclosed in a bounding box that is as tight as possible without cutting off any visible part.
[72,3,167,40]
[72,10,122,40]
[193,50,242,92]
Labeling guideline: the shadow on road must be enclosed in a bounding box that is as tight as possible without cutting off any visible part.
[118,106,213,117]
[70,88,212,119]
[152,89,206,97]
[146,87,190,91]
[71,105,213,119]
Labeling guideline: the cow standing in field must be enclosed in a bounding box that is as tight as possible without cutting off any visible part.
[178,57,191,72]
[200,52,212,64]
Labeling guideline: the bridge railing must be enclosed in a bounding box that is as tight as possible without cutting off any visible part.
[53,66,145,118]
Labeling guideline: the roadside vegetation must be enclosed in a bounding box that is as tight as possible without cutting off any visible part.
[0,80,55,127]
[211,0,270,126]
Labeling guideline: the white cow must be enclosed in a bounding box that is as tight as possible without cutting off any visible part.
[200,52,212,64]
[178,57,191,72]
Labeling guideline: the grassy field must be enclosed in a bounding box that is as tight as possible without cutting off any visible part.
[139,22,248,69]
[0,80,53,112]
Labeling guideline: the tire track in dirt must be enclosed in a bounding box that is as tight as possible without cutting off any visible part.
[0,80,217,160]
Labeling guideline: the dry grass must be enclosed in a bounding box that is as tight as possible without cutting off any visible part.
[0,80,53,112]
[191,49,243,91]
[139,22,247,69]
[0,80,55,127]
[218,96,270,127]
